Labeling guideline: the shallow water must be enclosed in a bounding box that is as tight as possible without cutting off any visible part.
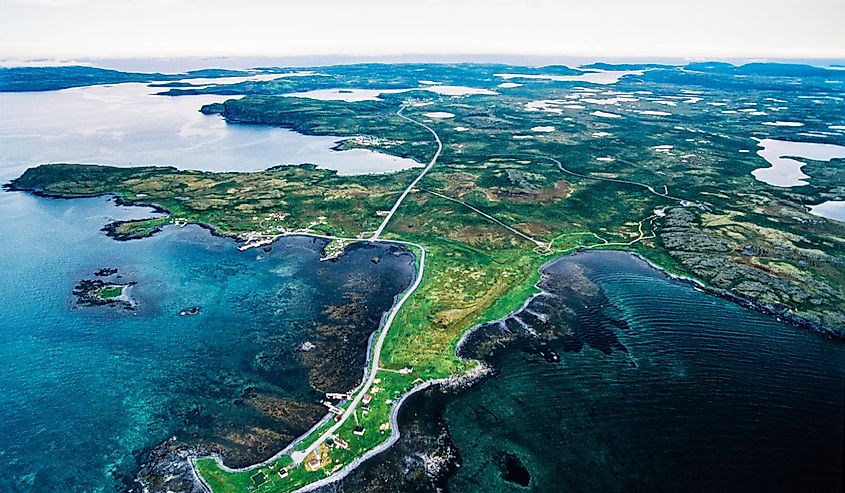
[0,192,414,492]
[442,251,845,492]
[0,74,425,492]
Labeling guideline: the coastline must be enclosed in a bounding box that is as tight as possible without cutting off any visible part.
[284,248,844,491]
[2,187,237,243]
[3,58,845,493]
[369,250,845,493]
[295,363,492,493]
[627,251,845,341]
[190,240,420,479]
[7,185,844,493]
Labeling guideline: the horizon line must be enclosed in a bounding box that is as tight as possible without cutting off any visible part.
[3,53,845,72]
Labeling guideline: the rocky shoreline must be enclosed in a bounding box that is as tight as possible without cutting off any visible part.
[300,249,845,492]
[9,178,840,340]
[73,268,137,311]
[131,393,328,493]
[309,386,465,493]
[101,218,166,241]
[8,180,841,491]
[126,241,417,493]
[137,248,843,493]
[628,251,845,341]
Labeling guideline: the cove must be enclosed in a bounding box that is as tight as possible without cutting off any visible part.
[0,192,415,492]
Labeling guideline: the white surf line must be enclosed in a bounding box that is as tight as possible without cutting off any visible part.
[370,106,443,240]
[191,102,444,481]
[192,205,658,493]
[418,188,545,247]
[294,371,469,493]
[190,112,657,490]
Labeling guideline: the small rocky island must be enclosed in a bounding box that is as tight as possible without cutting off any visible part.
[73,268,136,310]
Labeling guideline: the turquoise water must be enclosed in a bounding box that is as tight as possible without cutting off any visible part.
[445,252,845,492]
[0,190,413,492]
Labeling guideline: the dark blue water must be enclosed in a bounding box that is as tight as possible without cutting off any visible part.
[447,252,845,492]
[0,190,414,492]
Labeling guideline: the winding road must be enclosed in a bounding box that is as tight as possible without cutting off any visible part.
[370,106,443,240]
[289,240,426,465]
[290,107,443,463]
[500,153,685,202]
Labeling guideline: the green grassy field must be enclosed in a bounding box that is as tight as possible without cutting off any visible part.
[93,285,125,300]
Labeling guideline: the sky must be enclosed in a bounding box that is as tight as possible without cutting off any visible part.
[1,0,844,62]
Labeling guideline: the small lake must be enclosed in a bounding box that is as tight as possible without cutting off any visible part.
[809,200,845,222]
[751,138,845,187]
[494,69,644,85]
[168,71,325,88]
[0,82,422,180]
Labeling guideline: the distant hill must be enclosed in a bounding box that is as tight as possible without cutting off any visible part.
[582,62,677,71]
[684,62,845,78]
[4,61,844,94]
[0,66,251,92]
